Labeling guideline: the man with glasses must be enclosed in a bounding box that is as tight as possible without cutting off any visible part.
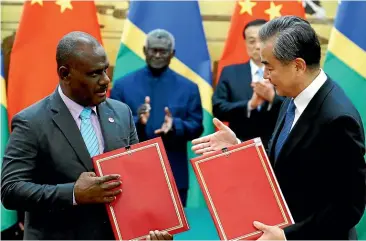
[111,29,204,207]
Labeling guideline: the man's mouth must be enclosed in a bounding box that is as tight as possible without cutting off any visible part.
[95,89,107,97]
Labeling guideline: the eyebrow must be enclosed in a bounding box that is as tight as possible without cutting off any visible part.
[88,63,109,74]
[261,60,269,65]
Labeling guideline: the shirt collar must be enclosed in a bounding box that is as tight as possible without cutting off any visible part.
[293,69,327,115]
[58,86,97,120]
[249,59,264,77]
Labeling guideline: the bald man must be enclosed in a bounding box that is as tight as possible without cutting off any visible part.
[111,29,204,206]
[1,31,171,240]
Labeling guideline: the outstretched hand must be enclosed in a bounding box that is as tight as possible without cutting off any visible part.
[191,118,237,155]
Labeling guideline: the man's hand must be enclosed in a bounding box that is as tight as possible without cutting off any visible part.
[254,221,286,240]
[191,118,237,155]
[74,172,122,204]
[154,107,173,135]
[251,80,275,103]
[138,96,151,125]
[248,92,264,110]
[147,230,173,240]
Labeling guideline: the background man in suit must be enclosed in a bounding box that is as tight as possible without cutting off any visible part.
[110,29,204,207]
[192,16,366,240]
[1,31,171,240]
[212,19,283,148]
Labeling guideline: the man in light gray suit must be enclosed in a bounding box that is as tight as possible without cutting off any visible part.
[1,31,172,240]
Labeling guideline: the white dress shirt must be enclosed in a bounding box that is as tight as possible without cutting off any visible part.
[291,69,327,130]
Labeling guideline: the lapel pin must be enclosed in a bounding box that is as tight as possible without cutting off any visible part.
[108,117,115,123]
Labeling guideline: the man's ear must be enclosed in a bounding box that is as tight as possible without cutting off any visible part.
[143,46,147,57]
[58,66,70,83]
[170,49,176,58]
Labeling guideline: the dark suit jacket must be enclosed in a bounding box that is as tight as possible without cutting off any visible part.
[213,62,283,148]
[1,89,138,240]
[267,78,366,239]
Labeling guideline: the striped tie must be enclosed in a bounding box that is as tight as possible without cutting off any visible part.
[80,107,100,157]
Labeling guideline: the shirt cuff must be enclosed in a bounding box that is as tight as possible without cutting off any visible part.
[267,103,273,111]
[73,187,77,205]
[236,138,241,144]
[247,101,253,118]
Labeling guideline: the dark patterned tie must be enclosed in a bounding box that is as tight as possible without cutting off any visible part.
[274,99,296,161]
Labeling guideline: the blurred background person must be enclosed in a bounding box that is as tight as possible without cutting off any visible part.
[212,19,284,148]
[110,29,204,207]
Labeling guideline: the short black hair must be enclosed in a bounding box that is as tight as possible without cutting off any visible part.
[56,31,101,69]
[243,19,267,39]
[258,15,321,69]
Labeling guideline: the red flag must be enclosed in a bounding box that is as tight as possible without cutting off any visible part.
[7,0,102,122]
[215,0,305,85]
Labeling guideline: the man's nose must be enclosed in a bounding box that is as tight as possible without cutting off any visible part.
[100,71,110,85]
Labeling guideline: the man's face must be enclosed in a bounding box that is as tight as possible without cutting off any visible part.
[63,44,110,106]
[244,25,262,63]
[260,39,297,97]
[144,38,174,70]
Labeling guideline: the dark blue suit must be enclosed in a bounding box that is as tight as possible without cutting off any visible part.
[268,77,366,239]
[110,67,203,205]
[213,62,283,148]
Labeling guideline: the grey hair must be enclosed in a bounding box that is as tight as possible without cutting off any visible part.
[145,29,175,51]
[56,31,101,68]
[258,16,321,68]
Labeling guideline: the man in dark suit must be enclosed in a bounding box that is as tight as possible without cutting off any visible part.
[1,31,171,240]
[110,29,203,206]
[191,16,366,240]
[213,19,283,148]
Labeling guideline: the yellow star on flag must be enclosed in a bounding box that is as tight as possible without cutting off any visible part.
[238,0,257,15]
[31,0,43,6]
[264,1,283,20]
[56,0,73,13]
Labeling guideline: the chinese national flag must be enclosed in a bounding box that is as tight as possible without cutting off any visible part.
[7,0,102,122]
[215,0,305,85]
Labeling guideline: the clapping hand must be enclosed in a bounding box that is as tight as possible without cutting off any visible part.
[138,96,151,125]
[154,107,173,135]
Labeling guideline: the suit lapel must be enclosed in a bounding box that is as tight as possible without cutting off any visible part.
[274,79,334,166]
[242,63,253,98]
[50,90,93,170]
[97,101,120,153]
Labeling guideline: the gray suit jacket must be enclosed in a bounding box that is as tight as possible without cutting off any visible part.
[1,89,138,240]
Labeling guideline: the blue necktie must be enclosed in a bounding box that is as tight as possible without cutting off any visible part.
[274,99,296,161]
[257,68,264,80]
[80,107,100,157]
[256,69,264,111]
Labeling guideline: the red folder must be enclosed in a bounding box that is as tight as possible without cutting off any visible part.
[92,137,189,240]
[191,138,294,240]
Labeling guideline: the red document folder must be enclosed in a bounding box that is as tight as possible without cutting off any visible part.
[191,138,294,240]
[92,137,189,240]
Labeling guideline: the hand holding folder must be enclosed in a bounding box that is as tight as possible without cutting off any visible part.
[191,118,292,240]
[92,137,188,240]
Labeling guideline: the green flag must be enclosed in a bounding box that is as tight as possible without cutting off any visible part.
[1,52,18,231]
[323,2,366,238]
